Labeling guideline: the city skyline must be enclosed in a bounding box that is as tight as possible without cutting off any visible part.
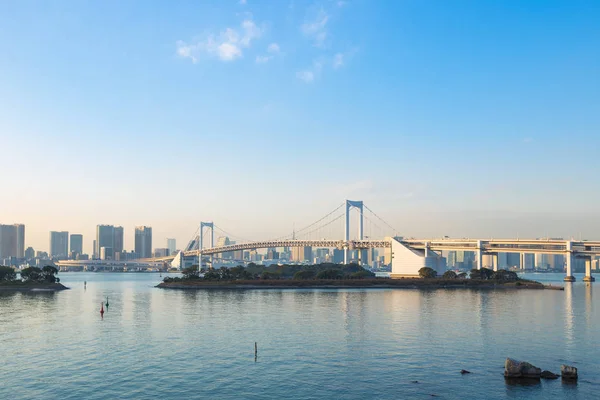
[1,1,599,252]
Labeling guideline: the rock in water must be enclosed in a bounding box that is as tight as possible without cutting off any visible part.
[504,358,541,379]
[540,370,559,380]
[460,370,471,374]
[561,365,578,381]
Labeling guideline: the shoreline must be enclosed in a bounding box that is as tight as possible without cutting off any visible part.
[157,278,557,291]
[0,283,69,292]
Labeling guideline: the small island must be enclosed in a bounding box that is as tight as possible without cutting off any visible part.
[0,266,69,291]
[157,264,551,290]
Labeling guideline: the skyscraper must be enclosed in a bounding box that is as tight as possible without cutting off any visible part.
[135,226,152,258]
[291,246,312,263]
[96,225,115,257]
[50,231,69,258]
[14,224,24,258]
[0,224,25,258]
[114,226,124,254]
[167,238,176,254]
[70,234,83,254]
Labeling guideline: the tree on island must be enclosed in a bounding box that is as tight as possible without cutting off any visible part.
[470,267,494,280]
[316,269,344,280]
[442,270,457,279]
[20,266,59,283]
[418,267,437,279]
[294,270,316,280]
[0,266,17,282]
[492,269,518,282]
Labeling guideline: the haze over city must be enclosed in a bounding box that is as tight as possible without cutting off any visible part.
[1,0,599,253]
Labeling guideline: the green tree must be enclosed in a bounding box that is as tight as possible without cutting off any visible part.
[492,269,518,282]
[470,267,494,280]
[351,270,374,279]
[20,267,43,282]
[418,267,437,279]
[442,270,457,279]
[293,270,316,280]
[42,266,59,283]
[316,269,344,279]
[182,266,200,280]
[0,266,16,282]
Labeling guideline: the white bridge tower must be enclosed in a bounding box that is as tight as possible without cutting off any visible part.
[344,200,364,264]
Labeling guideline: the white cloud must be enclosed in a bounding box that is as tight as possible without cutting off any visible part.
[218,42,242,61]
[296,70,315,83]
[239,0,247,4]
[296,60,323,83]
[176,19,263,63]
[255,55,271,64]
[255,43,281,64]
[333,53,344,69]
[301,9,329,47]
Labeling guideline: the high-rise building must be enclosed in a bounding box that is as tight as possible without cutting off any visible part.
[70,234,83,255]
[49,231,69,258]
[0,224,25,258]
[96,225,115,257]
[92,240,97,258]
[167,238,176,254]
[14,224,24,258]
[135,226,152,258]
[291,246,312,263]
[25,247,35,260]
[114,226,124,254]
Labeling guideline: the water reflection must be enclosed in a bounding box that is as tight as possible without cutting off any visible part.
[564,283,574,354]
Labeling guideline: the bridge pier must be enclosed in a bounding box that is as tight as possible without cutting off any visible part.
[476,241,482,270]
[564,241,576,282]
[492,253,498,272]
[583,257,595,282]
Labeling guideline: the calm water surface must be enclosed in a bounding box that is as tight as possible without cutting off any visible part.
[1,272,599,399]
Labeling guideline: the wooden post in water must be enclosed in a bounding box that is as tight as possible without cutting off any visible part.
[254,342,257,361]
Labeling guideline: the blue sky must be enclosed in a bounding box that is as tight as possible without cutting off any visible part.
[1,0,599,253]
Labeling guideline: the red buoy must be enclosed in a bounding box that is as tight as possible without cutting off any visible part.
[100,302,105,317]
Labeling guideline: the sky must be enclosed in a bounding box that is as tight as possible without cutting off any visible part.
[0,0,599,253]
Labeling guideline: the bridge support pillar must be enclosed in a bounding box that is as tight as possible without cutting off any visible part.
[520,253,525,271]
[492,253,498,272]
[583,257,595,282]
[564,241,576,282]
[344,200,364,264]
[476,240,482,270]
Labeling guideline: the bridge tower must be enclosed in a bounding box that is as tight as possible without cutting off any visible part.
[344,200,364,264]
[199,222,214,269]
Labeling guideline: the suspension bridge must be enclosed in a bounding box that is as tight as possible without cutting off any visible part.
[138,199,600,282]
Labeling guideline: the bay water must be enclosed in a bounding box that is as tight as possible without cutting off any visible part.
[1,272,599,399]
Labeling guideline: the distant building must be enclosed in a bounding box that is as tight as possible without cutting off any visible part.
[154,248,170,257]
[92,240,97,258]
[167,238,176,254]
[135,226,152,258]
[49,231,69,258]
[291,246,312,263]
[96,225,115,257]
[70,234,83,255]
[25,246,35,260]
[114,226,124,254]
[332,248,344,264]
[100,246,113,260]
[36,251,49,259]
[0,224,25,258]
